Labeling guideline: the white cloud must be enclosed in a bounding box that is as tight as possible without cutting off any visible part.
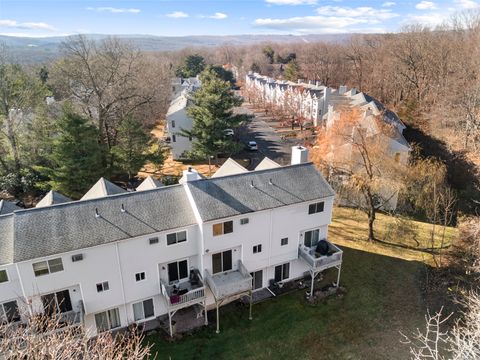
[166,11,189,18]
[404,12,450,27]
[0,19,56,31]
[209,12,228,19]
[382,2,396,6]
[415,1,437,10]
[265,0,317,5]
[86,7,140,14]
[454,0,480,8]
[254,5,398,33]
[316,6,398,20]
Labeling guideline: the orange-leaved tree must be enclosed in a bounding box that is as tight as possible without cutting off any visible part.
[311,108,407,241]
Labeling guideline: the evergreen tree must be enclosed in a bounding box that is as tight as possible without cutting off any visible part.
[43,105,104,199]
[176,54,206,78]
[112,116,166,180]
[182,69,251,160]
[205,65,234,85]
[262,46,275,64]
[250,62,261,73]
[283,59,300,81]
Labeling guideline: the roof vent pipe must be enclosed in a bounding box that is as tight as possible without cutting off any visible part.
[95,208,101,218]
[121,204,126,213]
[269,178,273,185]
[250,180,255,188]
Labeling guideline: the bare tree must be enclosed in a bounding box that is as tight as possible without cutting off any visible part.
[402,292,480,360]
[51,35,169,165]
[0,310,153,359]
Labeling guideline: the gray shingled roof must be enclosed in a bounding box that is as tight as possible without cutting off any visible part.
[187,163,334,222]
[1,185,197,264]
[0,200,20,215]
[36,191,72,208]
[0,163,334,265]
[0,215,14,265]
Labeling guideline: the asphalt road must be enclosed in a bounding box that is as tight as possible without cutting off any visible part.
[235,105,298,170]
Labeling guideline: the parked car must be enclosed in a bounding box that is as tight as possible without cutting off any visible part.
[246,141,258,151]
[223,129,234,136]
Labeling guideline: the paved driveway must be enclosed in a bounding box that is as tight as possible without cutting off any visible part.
[236,105,298,169]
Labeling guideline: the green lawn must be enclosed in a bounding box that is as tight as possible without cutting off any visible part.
[146,247,427,360]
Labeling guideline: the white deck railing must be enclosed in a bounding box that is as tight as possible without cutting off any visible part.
[298,241,343,270]
[160,275,206,310]
[205,260,252,300]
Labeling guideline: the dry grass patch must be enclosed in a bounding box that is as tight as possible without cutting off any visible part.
[330,206,458,265]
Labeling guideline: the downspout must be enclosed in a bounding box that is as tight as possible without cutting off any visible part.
[114,243,129,325]
[15,263,30,316]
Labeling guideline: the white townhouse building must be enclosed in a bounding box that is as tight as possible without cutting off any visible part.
[165,77,201,160]
[245,72,331,127]
[245,73,411,210]
[0,147,343,337]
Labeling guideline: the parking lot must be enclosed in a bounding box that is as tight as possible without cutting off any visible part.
[235,105,299,169]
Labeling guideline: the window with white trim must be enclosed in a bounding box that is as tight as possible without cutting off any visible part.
[95,308,121,332]
[0,300,20,323]
[274,263,290,282]
[166,231,187,245]
[304,229,320,248]
[212,250,232,274]
[41,290,73,315]
[33,258,64,277]
[135,272,146,282]
[308,202,324,215]
[281,237,288,246]
[168,260,188,284]
[0,269,8,283]
[133,299,154,321]
[253,244,262,254]
[96,281,109,292]
[212,220,233,236]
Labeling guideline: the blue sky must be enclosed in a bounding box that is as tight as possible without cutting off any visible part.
[0,0,478,37]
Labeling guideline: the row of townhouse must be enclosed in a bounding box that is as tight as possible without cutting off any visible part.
[245,73,411,210]
[0,147,343,337]
[165,77,201,160]
[245,72,331,127]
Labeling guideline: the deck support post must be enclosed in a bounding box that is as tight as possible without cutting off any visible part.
[310,270,316,299]
[168,310,173,337]
[215,302,220,334]
[335,264,341,287]
[249,291,253,320]
[204,301,208,326]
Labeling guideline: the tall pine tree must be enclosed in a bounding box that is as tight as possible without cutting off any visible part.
[44,105,104,199]
[112,116,166,180]
[182,69,251,160]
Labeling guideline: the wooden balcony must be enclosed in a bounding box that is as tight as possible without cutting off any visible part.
[160,270,206,311]
[298,240,343,272]
[205,260,252,300]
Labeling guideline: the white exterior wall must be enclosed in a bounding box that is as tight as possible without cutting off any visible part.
[1,179,336,336]
[0,264,24,312]
[166,107,193,159]
[201,196,334,298]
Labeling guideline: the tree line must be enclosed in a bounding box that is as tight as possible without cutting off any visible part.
[0,36,171,200]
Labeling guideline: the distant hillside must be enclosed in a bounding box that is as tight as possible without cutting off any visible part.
[0,33,353,64]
